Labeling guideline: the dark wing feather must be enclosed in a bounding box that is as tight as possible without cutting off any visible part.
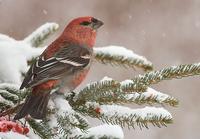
[20,43,92,89]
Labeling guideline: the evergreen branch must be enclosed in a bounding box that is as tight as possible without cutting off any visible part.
[94,46,153,71]
[73,90,123,105]
[57,112,89,134]
[56,112,89,138]
[58,113,123,139]
[0,84,29,116]
[23,23,59,47]
[0,103,23,117]
[0,89,19,103]
[0,101,12,112]
[81,63,200,95]
[57,114,80,138]
[126,93,178,106]
[76,77,120,104]
[99,105,172,129]
[0,96,14,112]
[73,88,178,107]
[27,118,53,139]
[74,113,90,130]
[0,84,29,113]
[0,83,20,96]
[124,87,178,106]
[50,96,89,138]
[77,103,172,129]
[0,83,30,103]
[74,77,178,107]
[121,63,200,92]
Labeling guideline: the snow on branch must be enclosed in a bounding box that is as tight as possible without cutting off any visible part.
[121,80,178,106]
[94,46,153,71]
[48,96,124,139]
[0,83,28,115]
[0,95,14,111]
[0,131,29,139]
[78,102,172,129]
[0,83,28,102]
[75,77,178,106]
[80,63,200,97]
[121,63,200,92]
[76,77,120,103]
[98,105,172,129]
[83,124,124,139]
[0,90,18,104]
[27,119,53,139]
[0,84,19,111]
[125,88,178,106]
[23,22,59,47]
[0,23,58,84]
[47,96,90,138]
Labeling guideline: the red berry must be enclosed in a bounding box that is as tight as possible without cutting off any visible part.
[14,124,23,134]
[1,126,8,132]
[95,107,101,114]
[0,123,8,132]
[7,123,13,131]
[23,127,29,134]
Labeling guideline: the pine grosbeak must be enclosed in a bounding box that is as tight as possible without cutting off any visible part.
[14,16,103,120]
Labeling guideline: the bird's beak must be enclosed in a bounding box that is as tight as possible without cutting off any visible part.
[91,18,104,30]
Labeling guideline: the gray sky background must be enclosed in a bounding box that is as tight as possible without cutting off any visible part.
[0,0,200,138]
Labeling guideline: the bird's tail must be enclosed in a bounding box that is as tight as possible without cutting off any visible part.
[14,92,50,120]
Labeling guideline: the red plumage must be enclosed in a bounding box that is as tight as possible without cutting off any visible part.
[14,16,103,120]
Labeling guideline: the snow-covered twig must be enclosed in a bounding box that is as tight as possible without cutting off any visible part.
[23,22,59,47]
[0,90,18,104]
[0,83,28,116]
[83,124,124,139]
[0,83,28,102]
[98,105,172,129]
[27,119,52,139]
[76,77,178,106]
[125,89,178,106]
[0,131,29,139]
[0,83,19,112]
[49,96,89,138]
[76,77,120,103]
[0,95,14,111]
[121,80,178,106]
[121,63,200,92]
[0,23,58,84]
[94,46,153,71]
[79,63,200,99]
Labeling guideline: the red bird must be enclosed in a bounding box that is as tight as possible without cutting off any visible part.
[14,16,103,120]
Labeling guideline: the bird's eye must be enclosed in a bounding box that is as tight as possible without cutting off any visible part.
[80,21,91,26]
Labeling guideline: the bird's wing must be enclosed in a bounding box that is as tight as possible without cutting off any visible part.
[20,43,92,89]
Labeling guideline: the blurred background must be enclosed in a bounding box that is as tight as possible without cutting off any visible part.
[0,0,200,138]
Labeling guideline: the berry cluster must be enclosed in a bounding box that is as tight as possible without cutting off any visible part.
[0,116,29,134]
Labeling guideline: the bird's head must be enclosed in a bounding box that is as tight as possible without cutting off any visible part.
[62,16,104,47]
